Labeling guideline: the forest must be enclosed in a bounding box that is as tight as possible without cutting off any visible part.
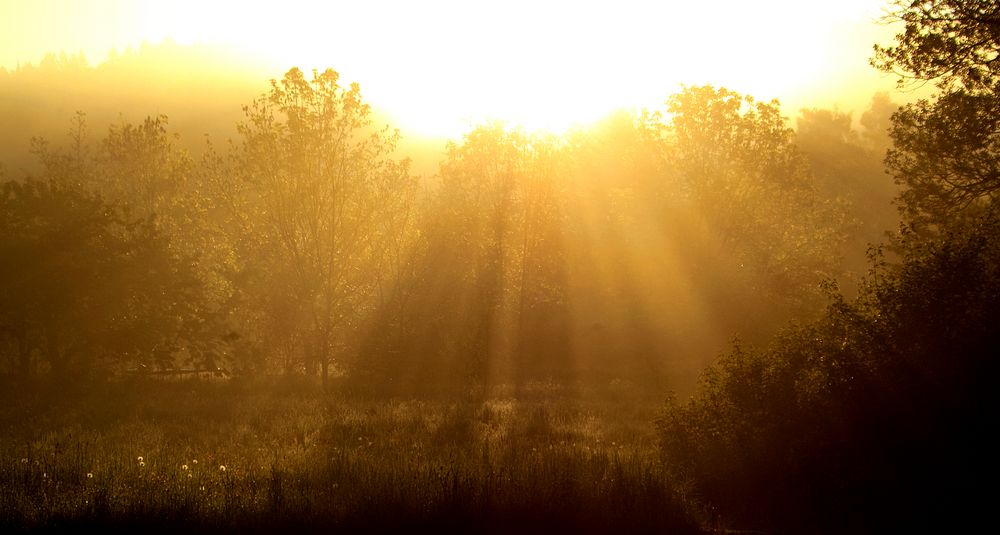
[1,1,997,532]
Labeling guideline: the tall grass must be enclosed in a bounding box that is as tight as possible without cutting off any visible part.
[0,377,697,533]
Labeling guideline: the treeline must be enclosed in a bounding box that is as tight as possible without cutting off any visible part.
[658,1,1000,531]
[1,63,896,394]
[0,41,271,173]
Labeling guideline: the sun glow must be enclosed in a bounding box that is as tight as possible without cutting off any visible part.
[3,0,894,138]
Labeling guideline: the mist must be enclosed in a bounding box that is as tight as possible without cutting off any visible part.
[2,3,998,531]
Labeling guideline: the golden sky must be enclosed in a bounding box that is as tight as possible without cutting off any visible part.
[1,0,901,137]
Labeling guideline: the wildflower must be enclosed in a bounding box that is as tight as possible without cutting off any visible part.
[137,456,143,463]
[87,472,93,479]
[192,459,198,465]
[139,461,146,467]
[182,464,189,471]
[219,465,226,472]
[20,458,27,464]
[187,473,193,479]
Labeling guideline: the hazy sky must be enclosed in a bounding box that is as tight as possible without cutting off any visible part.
[1,0,902,136]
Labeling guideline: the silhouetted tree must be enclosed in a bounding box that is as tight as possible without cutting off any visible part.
[888,90,1000,231]
[1,114,228,377]
[658,209,1000,532]
[873,0,1000,92]
[0,176,215,378]
[875,0,1000,234]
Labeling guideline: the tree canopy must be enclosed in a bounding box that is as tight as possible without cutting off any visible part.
[876,0,1000,233]
[873,0,1000,92]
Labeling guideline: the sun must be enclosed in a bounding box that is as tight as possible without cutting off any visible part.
[117,0,894,139]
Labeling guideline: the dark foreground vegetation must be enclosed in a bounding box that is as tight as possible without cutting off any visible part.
[0,380,696,533]
[659,212,1000,532]
[3,1,1000,532]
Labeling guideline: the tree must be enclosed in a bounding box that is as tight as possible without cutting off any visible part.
[873,0,1000,93]
[656,86,847,325]
[227,67,413,386]
[406,123,568,388]
[874,1,1000,233]
[657,209,1000,532]
[794,100,900,280]
[0,176,213,378]
[95,115,190,218]
[2,115,227,378]
[888,90,1000,230]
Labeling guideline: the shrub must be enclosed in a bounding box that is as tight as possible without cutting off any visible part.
[658,211,1000,532]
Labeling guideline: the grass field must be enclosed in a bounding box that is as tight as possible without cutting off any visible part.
[0,377,699,533]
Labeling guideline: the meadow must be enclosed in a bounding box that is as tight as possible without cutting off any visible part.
[0,377,699,533]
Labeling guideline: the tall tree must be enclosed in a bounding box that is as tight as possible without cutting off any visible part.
[228,67,413,385]
[657,86,847,321]
[430,124,567,386]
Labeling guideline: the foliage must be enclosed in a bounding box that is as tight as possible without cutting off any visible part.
[876,0,1000,233]
[653,86,848,325]
[657,210,1000,532]
[0,177,218,377]
[214,67,415,384]
[653,13,1000,530]
[436,124,568,382]
[2,71,862,396]
[873,0,1000,92]
[888,89,1000,231]
[795,96,900,280]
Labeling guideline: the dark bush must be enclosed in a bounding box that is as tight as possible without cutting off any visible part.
[658,211,1000,533]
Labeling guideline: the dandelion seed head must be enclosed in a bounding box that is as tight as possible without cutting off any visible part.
[139,461,146,467]
[219,465,226,472]
[182,464,189,471]
[20,458,27,464]
[137,456,143,462]
[87,472,93,479]
[192,459,198,464]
